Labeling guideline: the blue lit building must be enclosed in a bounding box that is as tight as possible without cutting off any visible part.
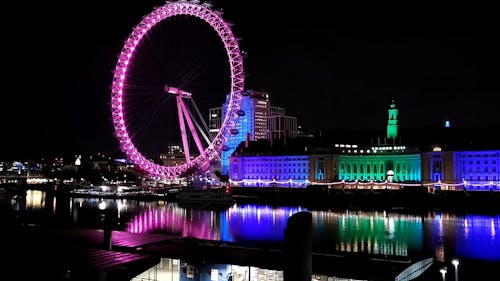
[229,140,309,187]
[422,149,500,190]
[218,91,270,174]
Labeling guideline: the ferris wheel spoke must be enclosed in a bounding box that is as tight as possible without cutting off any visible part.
[177,42,213,89]
[186,102,212,147]
[132,36,168,82]
[126,93,171,128]
[179,37,225,91]
[176,96,191,163]
[124,92,167,116]
[179,98,205,156]
[142,33,169,80]
[189,98,212,142]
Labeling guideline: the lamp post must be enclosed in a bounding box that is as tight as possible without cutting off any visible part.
[451,259,459,281]
[440,267,447,281]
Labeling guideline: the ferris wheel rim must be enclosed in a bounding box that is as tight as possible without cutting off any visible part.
[110,1,244,179]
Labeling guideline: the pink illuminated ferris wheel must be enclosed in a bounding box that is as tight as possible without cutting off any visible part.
[111,1,244,179]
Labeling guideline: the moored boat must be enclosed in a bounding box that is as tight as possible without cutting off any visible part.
[175,188,234,207]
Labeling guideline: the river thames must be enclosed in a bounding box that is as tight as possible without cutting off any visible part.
[8,189,500,280]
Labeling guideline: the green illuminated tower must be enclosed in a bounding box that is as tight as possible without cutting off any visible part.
[387,98,398,139]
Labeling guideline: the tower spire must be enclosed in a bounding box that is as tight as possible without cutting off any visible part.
[387,97,398,139]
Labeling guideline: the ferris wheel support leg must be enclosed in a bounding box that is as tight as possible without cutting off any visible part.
[179,100,205,156]
[177,95,191,163]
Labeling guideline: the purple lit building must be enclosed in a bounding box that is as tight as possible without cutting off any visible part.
[229,140,309,187]
[422,149,500,190]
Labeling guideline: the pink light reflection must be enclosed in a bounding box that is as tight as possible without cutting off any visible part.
[126,206,219,240]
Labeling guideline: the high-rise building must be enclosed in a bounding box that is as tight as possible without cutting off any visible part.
[267,115,298,140]
[270,106,285,117]
[252,91,271,140]
[209,107,222,136]
[268,106,298,141]
[210,90,300,174]
[214,90,270,174]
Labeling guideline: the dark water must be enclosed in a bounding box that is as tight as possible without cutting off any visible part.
[9,190,500,279]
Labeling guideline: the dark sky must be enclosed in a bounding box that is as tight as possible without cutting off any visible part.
[2,1,499,159]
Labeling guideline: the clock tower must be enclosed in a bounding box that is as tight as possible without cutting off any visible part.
[387,98,398,139]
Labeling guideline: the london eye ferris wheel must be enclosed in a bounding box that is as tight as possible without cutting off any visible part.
[110,1,244,179]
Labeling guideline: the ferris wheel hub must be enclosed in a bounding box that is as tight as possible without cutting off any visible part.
[165,85,192,98]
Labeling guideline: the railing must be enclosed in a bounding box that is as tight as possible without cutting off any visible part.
[230,179,500,192]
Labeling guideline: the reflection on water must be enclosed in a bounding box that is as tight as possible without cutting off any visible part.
[121,201,500,261]
[10,191,500,262]
[312,210,423,257]
[126,203,306,243]
[18,190,45,210]
[127,204,221,240]
[428,213,500,262]
[26,190,45,210]
[224,204,306,243]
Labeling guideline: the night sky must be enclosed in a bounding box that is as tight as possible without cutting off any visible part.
[2,1,499,159]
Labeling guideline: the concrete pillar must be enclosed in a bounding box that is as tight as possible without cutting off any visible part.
[284,211,312,281]
[102,209,115,251]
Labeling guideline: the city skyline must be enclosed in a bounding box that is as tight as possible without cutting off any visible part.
[2,0,498,159]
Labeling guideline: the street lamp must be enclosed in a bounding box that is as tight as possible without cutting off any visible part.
[440,267,447,281]
[451,259,460,281]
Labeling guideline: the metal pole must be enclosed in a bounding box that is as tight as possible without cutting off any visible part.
[440,267,447,281]
[452,259,459,281]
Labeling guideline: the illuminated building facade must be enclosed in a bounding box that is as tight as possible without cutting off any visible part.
[422,150,500,190]
[337,153,421,182]
[229,140,309,187]
[309,154,339,182]
[159,145,187,166]
[309,144,421,183]
[230,155,309,187]
[218,90,270,174]
[455,151,499,184]
[387,98,398,140]
[208,106,222,135]
[252,91,271,140]
[212,91,300,174]
[226,97,498,189]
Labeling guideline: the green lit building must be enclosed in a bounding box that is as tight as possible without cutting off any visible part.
[386,98,399,140]
[337,151,421,182]
[311,99,421,183]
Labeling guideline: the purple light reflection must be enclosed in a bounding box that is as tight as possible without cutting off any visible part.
[127,205,220,240]
[125,204,306,243]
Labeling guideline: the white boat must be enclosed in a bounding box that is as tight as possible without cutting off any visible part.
[175,188,233,207]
